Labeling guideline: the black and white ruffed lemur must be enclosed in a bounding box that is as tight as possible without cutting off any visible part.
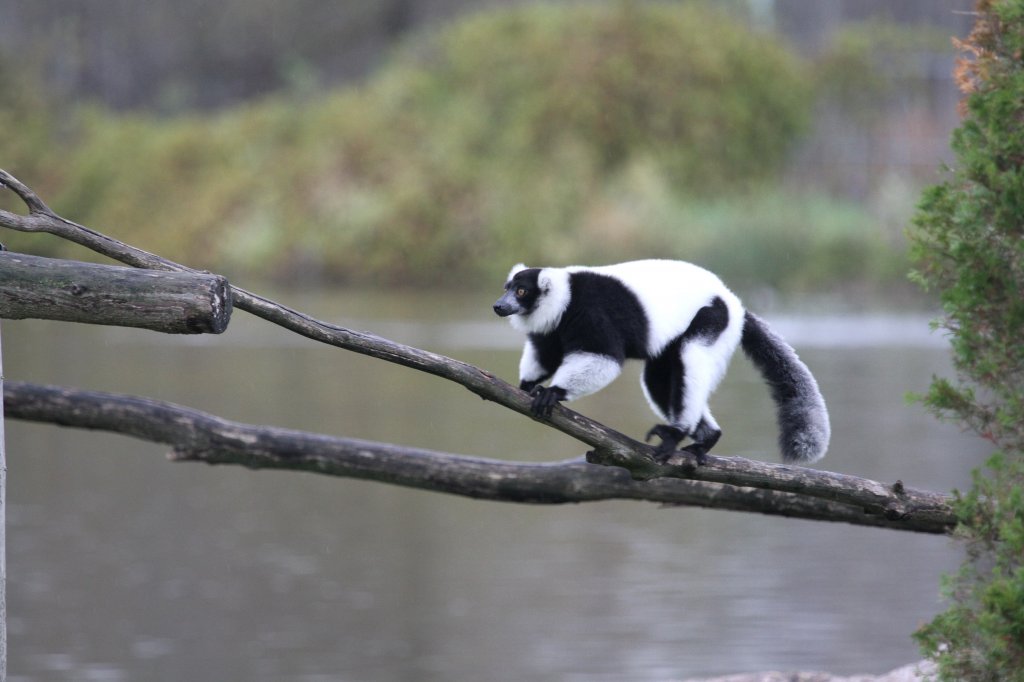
[493,259,830,465]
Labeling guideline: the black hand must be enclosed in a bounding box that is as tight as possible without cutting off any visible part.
[529,385,566,418]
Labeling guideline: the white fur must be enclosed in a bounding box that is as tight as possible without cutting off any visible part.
[549,352,622,402]
[518,341,547,384]
[677,342,728,431]
[677,296,744,430]
[508,266,571,335]
[701,409,720,433]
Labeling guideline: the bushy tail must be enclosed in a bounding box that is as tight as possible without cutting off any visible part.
[740,312,830,463]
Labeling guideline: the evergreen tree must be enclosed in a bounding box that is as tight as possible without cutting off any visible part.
[909,1,1024,679]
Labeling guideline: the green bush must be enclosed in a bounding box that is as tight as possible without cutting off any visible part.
[397,3,810,190]
[908,1,1024,678]
[31,3,813,286]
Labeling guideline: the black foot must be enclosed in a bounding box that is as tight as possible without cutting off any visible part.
[681,419,722,466]
[529,385,567,418]
[681,443,709,466]
[645,424,686,463]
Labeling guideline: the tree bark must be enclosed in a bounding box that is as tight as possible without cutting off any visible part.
[3,381,956,533]
[0,252,231,334]
[0,326,7,681]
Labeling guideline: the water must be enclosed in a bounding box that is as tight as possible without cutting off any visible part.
[1,290,988,681]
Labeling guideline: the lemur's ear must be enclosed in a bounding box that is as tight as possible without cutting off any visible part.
[507,263,528,281]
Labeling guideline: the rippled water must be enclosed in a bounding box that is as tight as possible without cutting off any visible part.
[1,290,987,680]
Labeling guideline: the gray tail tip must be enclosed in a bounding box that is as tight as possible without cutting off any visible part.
[781,429,830,464]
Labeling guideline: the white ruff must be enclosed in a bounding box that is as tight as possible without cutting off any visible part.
[509,268,571,335]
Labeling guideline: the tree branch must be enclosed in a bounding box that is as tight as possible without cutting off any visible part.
[2,381,954,533]
[0,169,957,532]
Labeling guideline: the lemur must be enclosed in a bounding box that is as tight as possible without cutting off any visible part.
[493,260,830,465]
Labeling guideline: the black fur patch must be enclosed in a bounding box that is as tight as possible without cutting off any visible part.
[643,335,684,419]
[682,296,729,345]
[556,271,649,359]
[527,332,565,379]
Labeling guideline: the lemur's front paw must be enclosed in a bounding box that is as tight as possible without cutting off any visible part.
[529,385,567,418]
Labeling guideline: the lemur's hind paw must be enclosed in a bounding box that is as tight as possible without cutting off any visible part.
[645,424,686,463]
[681,443,710,466]
[681,422,720,466]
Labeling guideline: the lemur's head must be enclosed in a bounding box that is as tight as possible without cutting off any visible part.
[493,264,541,318]
[493,264,571,334]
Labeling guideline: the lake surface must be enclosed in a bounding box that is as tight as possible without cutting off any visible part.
[1,290,989,681]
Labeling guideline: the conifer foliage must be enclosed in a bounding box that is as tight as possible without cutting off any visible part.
[909,1,1024,678]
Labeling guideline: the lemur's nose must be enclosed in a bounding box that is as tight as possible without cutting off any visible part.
[493,299,515,317]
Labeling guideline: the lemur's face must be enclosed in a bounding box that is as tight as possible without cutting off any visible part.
[493,268,543,317]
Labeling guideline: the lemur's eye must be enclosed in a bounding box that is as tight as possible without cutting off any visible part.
[516,287,527,298]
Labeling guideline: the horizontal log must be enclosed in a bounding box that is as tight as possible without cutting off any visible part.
[0,252,231,334]
[2,381,955,533]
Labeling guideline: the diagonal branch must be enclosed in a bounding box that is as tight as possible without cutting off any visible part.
[0,170,639,461]
[0,169,646,459]
[2,381,954,533]
[0,169,956,530]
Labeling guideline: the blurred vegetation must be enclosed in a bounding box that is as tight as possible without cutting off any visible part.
[1,3,925,291]
[0,57,59,192]
[814,19,953,125]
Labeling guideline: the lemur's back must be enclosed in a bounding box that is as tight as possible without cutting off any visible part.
[569,259,743,356]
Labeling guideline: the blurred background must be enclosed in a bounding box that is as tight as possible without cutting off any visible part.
[1,0,971,295]
[0,1,989,680]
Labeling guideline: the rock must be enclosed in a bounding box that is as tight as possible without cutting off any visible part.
[680,661,936,682]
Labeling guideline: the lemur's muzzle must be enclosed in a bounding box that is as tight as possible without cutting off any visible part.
[493,291,520,317]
